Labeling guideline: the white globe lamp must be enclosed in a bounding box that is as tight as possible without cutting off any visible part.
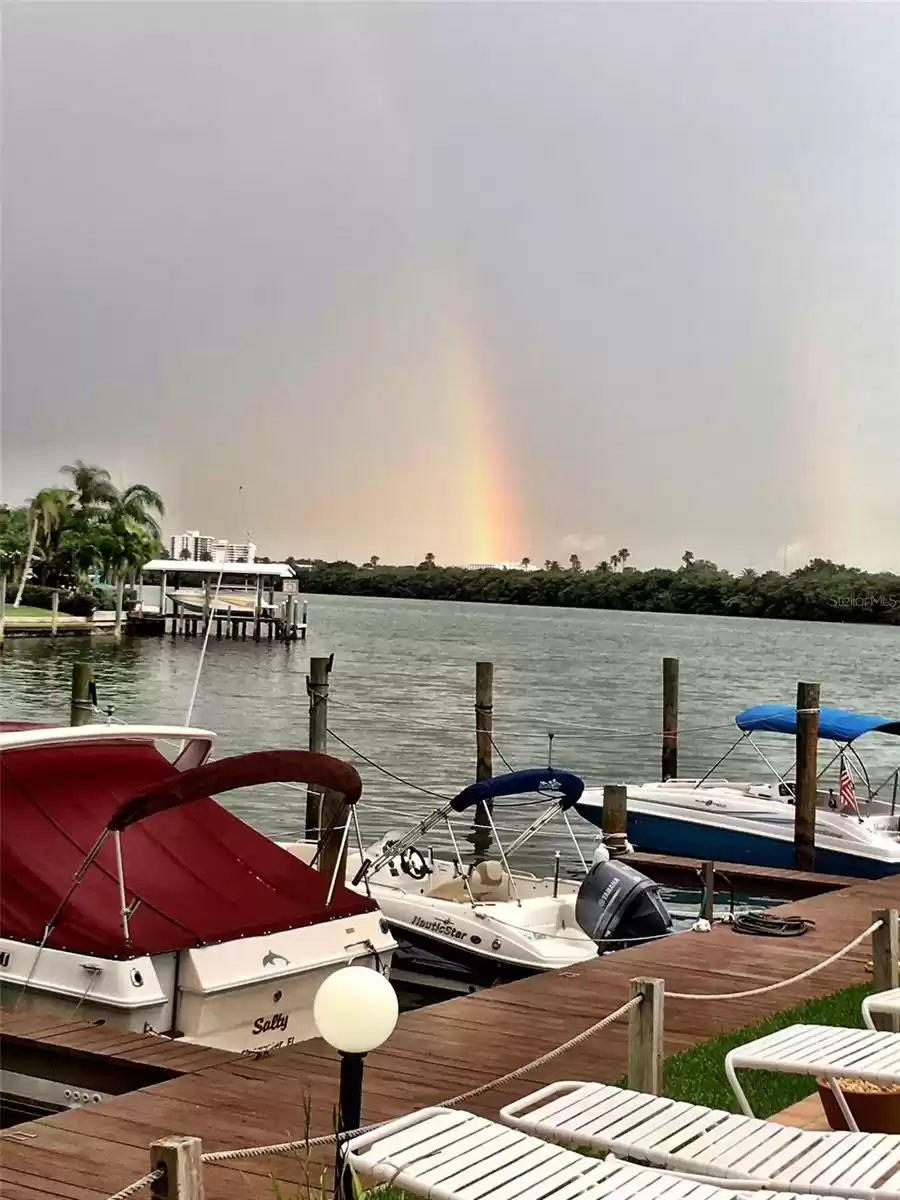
[314,966,399,1200]
[314,964,399,1053]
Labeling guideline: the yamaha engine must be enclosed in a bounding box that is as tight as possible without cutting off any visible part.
[575,859,673,950]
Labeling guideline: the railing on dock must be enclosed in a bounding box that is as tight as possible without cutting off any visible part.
[104,909,897,1200]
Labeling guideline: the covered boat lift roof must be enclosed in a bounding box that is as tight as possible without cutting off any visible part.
[141,560,302,578]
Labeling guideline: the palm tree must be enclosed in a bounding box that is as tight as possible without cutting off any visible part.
[114,483,165,538]
[617,547,630,570]
[521,556,531,569]
[13,489,69,606]
[609,553,620,571]
[681,550,694,569]
[423,552,436,567]
[548,559,561,572]
[569,553,582,572]
[543,559,552,571]
[368,554,380,568]
[60,460,118,514]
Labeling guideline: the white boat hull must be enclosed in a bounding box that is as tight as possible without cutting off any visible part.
[0,910,395,1055]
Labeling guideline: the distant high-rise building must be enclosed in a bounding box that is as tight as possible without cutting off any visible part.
[168,531,256,562]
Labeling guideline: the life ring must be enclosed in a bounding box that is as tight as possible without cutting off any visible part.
[399,847,429,881]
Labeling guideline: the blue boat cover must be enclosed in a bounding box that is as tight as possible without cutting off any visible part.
[735,703,900,743]
[450,768,585,812]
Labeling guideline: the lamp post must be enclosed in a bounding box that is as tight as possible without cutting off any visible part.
[313,965,399,1200]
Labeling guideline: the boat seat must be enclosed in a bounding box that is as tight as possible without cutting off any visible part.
[469,860,511,899]
[428,877,472,901]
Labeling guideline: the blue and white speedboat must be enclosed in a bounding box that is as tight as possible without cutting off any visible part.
[576,704,900,879]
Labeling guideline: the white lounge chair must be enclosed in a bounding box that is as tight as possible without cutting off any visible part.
[724,1024,900,1131]
[500,1081,900,1199]
[347,1106,829,1200]
[863,988,900,1032]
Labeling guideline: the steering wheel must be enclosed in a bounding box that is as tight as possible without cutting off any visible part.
[399,847,430,881]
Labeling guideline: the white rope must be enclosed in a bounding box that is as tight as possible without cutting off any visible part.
[183,567,225,728]
[199,994,641,1164]
[98,993,640,1194]
[665,919,881,1001]
[104,1170,163,1200]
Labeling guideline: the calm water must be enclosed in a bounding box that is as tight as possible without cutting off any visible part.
[2,596,898,875]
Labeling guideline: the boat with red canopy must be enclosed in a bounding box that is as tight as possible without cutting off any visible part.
[0,723,395,1053]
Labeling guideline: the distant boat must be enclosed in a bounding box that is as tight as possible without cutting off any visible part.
[575,704,900,878]
[166,587,277,615]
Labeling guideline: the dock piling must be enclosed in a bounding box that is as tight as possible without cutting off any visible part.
[301,599,308,639]
[50,590,59,636]
[306,656,331,839]
[70,662,95,726]
[793,681,820,871]
[872,908,899,1031]
[150,1135,204,1199]
[471,661,494,859]
[602,784,629,857]
[662,657,679,780]
[702,860,715,924]
[0,572,5,643]
[114,577,125,639]
[627,977,665,1095]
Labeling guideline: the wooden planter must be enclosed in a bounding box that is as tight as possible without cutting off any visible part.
[817,1079,900,1134]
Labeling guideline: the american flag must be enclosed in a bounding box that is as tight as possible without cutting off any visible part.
[839,758,860,816]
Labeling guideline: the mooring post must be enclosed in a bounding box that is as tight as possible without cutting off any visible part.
[602,784,629,856]
[872,908,900,1031]
[70,662,94,726]
[253,576,263,642]
[50,589,60,636]
[159,571,167,618]
[0,572,6,644]
[301,599,308,639]
[471,661,494,859]
[662,656,679,781]
[150,1135,204,1199]
[628,977,665,1095]
[114,577,125,639]
[702,860,715,924]
[202,583,211,631]
[306,656,331,839]
[793,681,820,871]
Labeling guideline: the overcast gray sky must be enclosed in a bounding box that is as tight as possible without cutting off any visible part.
[3,2,899,570]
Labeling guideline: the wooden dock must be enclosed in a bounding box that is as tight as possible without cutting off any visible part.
[2,874,898,1200]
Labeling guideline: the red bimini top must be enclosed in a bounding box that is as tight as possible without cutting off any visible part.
[0,737,377,959]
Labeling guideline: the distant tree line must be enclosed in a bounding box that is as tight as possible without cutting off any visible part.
[288,554,900,625]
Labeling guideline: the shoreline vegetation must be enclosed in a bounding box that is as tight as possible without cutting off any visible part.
[290,557,900,626]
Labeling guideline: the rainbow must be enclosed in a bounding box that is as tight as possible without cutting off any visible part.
[447,313,524,565]
[322,18,526,564]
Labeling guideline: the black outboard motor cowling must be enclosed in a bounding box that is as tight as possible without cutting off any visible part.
[575,859,673,949]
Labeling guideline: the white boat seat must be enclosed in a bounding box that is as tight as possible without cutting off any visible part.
[469,860,511,899]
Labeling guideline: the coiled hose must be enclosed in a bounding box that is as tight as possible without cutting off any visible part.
[732,911,816,937]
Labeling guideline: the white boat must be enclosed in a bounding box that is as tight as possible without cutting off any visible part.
[0,723,396,1054]
[285,768,672,989]
[166,587,277,615]
[575,703,900,879]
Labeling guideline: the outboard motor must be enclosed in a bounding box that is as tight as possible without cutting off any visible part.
[575,859,673,950]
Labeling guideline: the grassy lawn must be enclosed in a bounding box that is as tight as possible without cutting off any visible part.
[3,605,87,622]
[664,981,872,1117]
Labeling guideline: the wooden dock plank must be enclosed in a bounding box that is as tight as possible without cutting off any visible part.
[2,874,898,1200]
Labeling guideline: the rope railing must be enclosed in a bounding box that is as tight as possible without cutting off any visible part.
[100,994,642,1198]
[665,918,882,1001]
